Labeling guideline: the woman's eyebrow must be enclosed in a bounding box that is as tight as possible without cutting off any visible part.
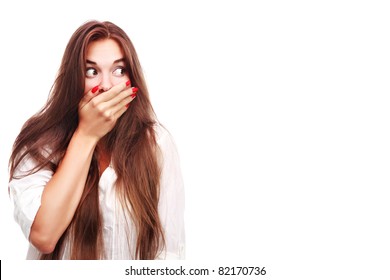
[86,58,125,65]
[86,59,97,65]
[113,58,125,64]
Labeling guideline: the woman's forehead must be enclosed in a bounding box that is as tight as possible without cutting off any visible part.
[86,39,125,65]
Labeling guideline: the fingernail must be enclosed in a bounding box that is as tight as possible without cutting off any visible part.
[126,103,130,108]
[130,93,137,98]
[126,80,131,87]
[132,87,139,93]
[92,86,99,94]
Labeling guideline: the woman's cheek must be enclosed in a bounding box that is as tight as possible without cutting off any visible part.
[114,76,130,86]
[84,80,96,95]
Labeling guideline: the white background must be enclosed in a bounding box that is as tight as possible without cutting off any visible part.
[1,0,390,279]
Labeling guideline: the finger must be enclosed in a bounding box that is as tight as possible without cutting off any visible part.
[104,87,136,109]
[112,93,137,116]
[93,80,131,103]
[79,85,100,109]
[113,104,130,120]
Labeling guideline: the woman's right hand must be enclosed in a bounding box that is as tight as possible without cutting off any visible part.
[77,80,137,141]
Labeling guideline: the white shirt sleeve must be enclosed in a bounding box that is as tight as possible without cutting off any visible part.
[156,126,186,260]
[8,156,53,241]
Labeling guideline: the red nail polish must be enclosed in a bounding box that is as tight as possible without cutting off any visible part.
[132,87,139,93]
[126,103,130,108]
[126,80,131,86]
[130,93,137,98]
[92,86,99,94]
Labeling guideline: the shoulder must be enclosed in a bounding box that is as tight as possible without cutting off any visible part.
[153,123,178,150]
[11,146,56,178]
[152,123,182,167]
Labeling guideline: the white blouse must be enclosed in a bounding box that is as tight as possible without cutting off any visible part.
[8,125,185,260]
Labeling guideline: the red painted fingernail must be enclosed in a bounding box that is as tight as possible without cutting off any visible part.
[130,93,137,98]
[92,86,99,94]
[126,80,131,86]
[126,103,130,108]
[132,87,139,93]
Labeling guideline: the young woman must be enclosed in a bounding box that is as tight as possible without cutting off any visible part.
[8,20,185,260]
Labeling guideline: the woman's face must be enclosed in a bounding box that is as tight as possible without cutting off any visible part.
[84,39,130,94]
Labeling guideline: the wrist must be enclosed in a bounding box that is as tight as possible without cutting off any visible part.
[72,128,99,148]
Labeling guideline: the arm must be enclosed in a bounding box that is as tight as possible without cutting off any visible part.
[28,81,136,254]
[29,129,97,253]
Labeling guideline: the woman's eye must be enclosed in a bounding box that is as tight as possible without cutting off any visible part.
[113,67,126,76]
[86,68,98,77]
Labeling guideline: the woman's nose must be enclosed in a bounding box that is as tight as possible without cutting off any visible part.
[100,75,113,91]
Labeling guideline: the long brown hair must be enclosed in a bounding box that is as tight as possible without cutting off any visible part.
[9,20,165,259]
